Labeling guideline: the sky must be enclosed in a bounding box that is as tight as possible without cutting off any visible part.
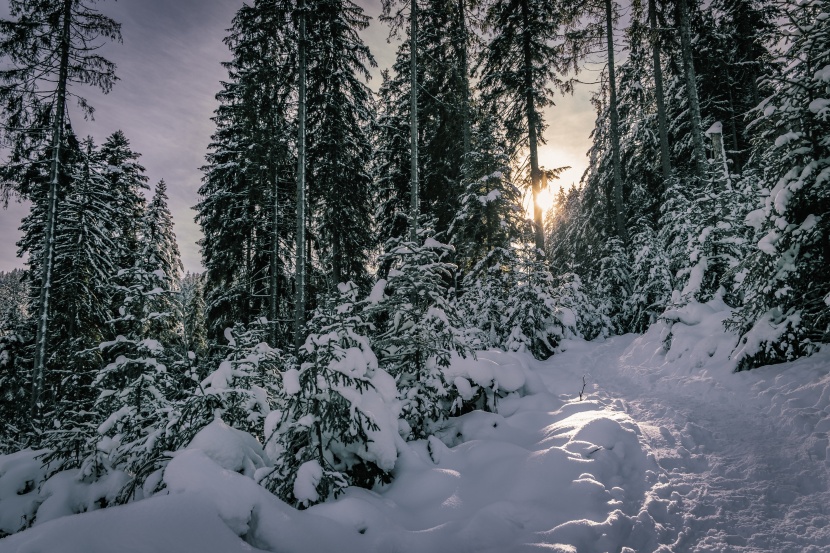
[0,0,597,274]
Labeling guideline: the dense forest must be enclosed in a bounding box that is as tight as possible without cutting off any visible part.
[0,0,827,527]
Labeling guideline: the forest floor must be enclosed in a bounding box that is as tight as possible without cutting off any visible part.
[2,302,830,552]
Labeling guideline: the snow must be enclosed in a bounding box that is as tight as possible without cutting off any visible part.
[184,418,269,477]
[367,279,387,303]
[704,121,722,135]
[293,460,324,506]
[3,312,830,552]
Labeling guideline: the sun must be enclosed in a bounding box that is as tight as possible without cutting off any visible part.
[523,184,557,219]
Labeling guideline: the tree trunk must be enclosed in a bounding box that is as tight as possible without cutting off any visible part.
[409,0,420,241]
[294,0,308,353]
[649,0,672,186]
[457,0,471,157]
[678,0,706,175]
[32,0,72,416]
[269,168,279,346]
[605,0,627,243]
[520,0,544,253]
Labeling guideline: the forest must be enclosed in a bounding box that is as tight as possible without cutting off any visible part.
[0,0,828,545]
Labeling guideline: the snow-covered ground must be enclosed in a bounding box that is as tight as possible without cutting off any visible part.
[2,302,829,552]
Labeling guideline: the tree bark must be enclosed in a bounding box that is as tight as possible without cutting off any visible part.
[269,167,279,346]
[409,0,420,241]
[294,0,307,353]
[605,0,627,243]
[520,0,545,253]
[457,0,471,157]
[649,0,672,186]
[678,0,706,175]
[32,0,72,416]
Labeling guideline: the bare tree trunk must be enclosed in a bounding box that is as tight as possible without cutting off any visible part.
[409,0,420,241]
[605,0,627,243]
[457,0,471,157]
[269,169,279,346]
[294,0,307,353]
[32,0,72,416]
[520,0,544,253]
[649,0,672,186]
[678,0,706,175]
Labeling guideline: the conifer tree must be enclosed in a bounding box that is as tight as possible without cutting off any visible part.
[0,0,121,415]
[197,0,297,345]
[305,0,377,288]
[730,0,830,369]
[479,0,578,252]
[368,220,470,439]
[264,282,398,507]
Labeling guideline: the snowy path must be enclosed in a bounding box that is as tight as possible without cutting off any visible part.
[549,337,830,552]
[3,320,830,553]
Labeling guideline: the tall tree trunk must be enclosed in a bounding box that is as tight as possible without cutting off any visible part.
[294,0,307,353]
[457,0,471,157]
[409,0,420,241]
[520,0,544,253]
[649,0,672,186]
[678,0,706,175]
[269,169,279,346]
[605,0,627,243]
[32,0,72,416]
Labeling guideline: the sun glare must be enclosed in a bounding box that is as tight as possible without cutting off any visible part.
[523,181,558,219]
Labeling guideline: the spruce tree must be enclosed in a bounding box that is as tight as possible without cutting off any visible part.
[305,0,377,288]
[0,0,121,414]
[478,0,578,252]
[730,0,830,369]
[196,0,297,345]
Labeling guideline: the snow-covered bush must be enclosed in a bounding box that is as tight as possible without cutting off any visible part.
[263,282,399,507]
[460,244,585,358]
[502,245,580,358]
[369,223,471,440]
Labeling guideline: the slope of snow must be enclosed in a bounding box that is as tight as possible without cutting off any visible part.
[2,302,829,552]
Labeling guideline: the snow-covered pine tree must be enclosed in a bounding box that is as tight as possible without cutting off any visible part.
[306,0,377,289]
[502,243,581,358]
[450,106,528,276]
[0,1,121,415]
[368,220,470,439]
[263,282,399,507]
[196,0,297,345]
[729,0,830,369]
[78,255,186,501]
[188,320,284,441]
[141,180,183,346]
[624,215,674,333]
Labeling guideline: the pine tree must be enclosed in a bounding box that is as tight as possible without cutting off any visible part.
[0,0,121,414]
[368,220,470,439]
[450,107,529,276]
[141,180,183,345]
[479,0,579,252]
[306,0,377,289]
[730,0,830,369]
[196,0,297,345]
[264,282,398,507]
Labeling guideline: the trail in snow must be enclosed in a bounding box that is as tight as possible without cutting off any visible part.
[548,334,830,553]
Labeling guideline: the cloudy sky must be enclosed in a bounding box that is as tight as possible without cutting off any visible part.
[0,0,596,273]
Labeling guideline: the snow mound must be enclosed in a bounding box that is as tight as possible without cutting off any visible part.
[0,350,663,552]
[184,417,269,477]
